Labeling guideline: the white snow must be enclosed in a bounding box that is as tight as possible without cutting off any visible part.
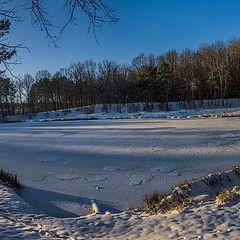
[0,118,240,217]
[5,98,240,123]
[1,115,240,238]
[0,167,239,239]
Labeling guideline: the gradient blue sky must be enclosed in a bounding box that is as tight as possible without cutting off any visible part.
[10,0,240,76]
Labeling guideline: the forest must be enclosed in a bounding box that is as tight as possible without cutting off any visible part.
[1,38,240,116]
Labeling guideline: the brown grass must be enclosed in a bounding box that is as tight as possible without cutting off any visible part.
[0,169,23,190]
[144,181,192,215]
[215,186,240,207]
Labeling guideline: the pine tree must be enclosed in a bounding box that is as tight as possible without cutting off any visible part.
[157,62,173,110]
[0,19,17,74]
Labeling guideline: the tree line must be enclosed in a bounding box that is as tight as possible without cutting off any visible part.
[2,38,240,116]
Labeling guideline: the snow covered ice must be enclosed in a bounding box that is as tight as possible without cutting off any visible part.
[0,117,240,239]
[0,118,240,215]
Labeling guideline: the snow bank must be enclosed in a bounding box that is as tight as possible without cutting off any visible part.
[5,98,240,122]
[144,166,240,214]
[0,167,239,239]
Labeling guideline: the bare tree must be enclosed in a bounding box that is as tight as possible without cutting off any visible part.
[15,73,35,113]
[1,0,118,45]
[0,0,118,74]
[0,19,22,75]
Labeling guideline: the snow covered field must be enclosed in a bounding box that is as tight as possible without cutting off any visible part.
[0,118,240,218]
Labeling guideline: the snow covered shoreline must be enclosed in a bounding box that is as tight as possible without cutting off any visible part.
[4,98,240,123]
[0,167,239,239]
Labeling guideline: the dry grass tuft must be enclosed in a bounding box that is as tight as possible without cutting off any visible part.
[144,166,240,214]
[0,169,23,190]
[144,192,191,214]
[144,180,192,215]
[215,186,240,207]
[144,192,164,214]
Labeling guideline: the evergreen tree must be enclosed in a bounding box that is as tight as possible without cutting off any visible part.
[0,19,17,74]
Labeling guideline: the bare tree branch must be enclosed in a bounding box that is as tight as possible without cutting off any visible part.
[29,0,119,45]
[0,0,119,75]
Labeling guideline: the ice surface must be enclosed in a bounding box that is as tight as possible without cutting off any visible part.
[0,118,239,217]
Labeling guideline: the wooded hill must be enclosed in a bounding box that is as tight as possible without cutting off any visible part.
[1,38,240,116]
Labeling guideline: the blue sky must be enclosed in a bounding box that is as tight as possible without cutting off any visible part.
[9,0,240,76]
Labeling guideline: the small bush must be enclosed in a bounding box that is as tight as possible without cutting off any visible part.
[216,189,231,205]
[144,192,164,214]
[215,187,240,207]
[144,192,191,214]
[144,180,192,215]
[0,169,23,190]
[175,179,192,188]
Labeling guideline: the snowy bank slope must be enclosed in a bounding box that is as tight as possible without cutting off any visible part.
[0,168,239,240]
[5,98,240,122]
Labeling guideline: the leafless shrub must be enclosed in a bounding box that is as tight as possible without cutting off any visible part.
[215,186,240,207]
[0,169,22,190]
[144,179,192,215]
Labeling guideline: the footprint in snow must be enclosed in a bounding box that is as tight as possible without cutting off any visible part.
[150,167,174,173]
[84,176,108,182]
[57,174,82,181]
[128,175,153,186]
[168,170,181,177]
[103,166,120,172]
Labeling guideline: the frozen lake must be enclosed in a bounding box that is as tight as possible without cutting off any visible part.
[0,118,239,217]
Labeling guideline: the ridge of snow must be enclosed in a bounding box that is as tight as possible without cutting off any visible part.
[0,167,239,239]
